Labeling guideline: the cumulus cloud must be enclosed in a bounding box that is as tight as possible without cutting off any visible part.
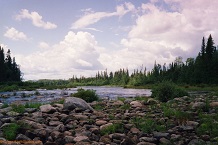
[38,42,50,49]
[16,9,57,29]
[4,27,27,40]
[71,2,135,29]
[16,31,103,80]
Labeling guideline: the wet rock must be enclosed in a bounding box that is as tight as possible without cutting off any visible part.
[40,104,56,113]
[63,97,94,111]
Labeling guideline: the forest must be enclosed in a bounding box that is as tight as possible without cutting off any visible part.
[0,34,218,89]
[0,47,21,83]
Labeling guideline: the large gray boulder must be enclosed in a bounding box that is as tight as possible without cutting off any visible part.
[63,97,94,111]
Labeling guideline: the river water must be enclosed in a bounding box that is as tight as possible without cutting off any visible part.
[0,86,152,104]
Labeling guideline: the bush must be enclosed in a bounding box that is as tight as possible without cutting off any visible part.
[152,81,188,102]
[72,88,99,103]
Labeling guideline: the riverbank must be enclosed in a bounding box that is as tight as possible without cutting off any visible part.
[0,94,218,145]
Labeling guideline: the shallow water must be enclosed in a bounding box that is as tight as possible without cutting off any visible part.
[0,86,152,104]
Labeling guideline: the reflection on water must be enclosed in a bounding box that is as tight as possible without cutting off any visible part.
[0,86,151,104]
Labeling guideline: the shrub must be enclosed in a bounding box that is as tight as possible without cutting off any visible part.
[11,104,25,113]
[152,81,188,102]
[2,123,20,140]
[72,88,99,103]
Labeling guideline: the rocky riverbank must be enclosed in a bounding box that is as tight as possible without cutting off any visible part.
[0,95,218,145]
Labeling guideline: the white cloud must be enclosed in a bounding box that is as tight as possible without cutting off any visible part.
[4,27,27,41]
[71,2,135,29]
[16,31,103,80]
[16,9,57,29]
[38,42,50,49]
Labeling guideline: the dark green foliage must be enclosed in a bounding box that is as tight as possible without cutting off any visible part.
[0,47,21,82]
[11,104,26,113]
[152,81,188,102]
[72,88,99,102]
[2,123,20,140]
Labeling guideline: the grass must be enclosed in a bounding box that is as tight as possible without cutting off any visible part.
[2,123,20,140]
[100,123,124,135]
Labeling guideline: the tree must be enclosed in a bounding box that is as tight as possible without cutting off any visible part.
[206,34,215,59]
[201,37,205,58]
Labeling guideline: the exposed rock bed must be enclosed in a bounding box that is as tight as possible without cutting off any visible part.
[0,95,218,145]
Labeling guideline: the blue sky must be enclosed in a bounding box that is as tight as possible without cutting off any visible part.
[1,0,218,80]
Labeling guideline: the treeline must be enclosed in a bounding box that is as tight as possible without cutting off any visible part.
[69,34,218,86]
[0,47,22,82]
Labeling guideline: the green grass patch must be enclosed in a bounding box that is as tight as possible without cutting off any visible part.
[2,123,20,140]
[100,123,124,135]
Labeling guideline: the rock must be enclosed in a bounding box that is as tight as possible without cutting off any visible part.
[96,120,107,126]
[99,135,111,144]
[188,139,205,145]
[153,132,169,139]
[16,133,31,140]
[0,103,3,108]
[139,137,157,143]
[147,98,158,105]
[73,135,89,142]
[63,97,94,111]
[0,107,12,113]
[111,133,125,140]
[6,111,20,116]
[64,136,75,143]
[113,100,124,106]
[186,121,199,127]
[49,121,62,126]
[100,123,113,131]
[159,137,171,144]
[191,102,205,109]
[137,142,156,145]
[201,135,210,141]
[130,101,143,108]
[40,104,56,113]
[210,102,218,107]
[25,108,37,113]
[73,114,88,120]
[130,127,140,135]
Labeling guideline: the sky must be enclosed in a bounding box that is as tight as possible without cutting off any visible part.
[1,0,218,80]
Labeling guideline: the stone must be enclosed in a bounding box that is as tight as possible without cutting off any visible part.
[147,98,158,105]
[73,114,88,120]
[137,142,156,145]
[40,104,56,113]
[153,132,169,139]
[64,136,75,143]
[0,107,12,113]
[96,120,107,126]
[99,135,111,144]
[130,127,140,135]
[0,103,3,108]
[130,101,143,108]
[73,135,89,142]
[159,137,171,144]
[63,97,94,111]
[112,100,124,106]
[191,102,205,109]
[6,111,20,116]
[186,121,199,127]
[16,133,31,141]
[25,108,37,113]
[111,133,125,140]
[210,102,218,107]
[188,139,205,145]
[100,123,113,131]
[139,137,157,143]
[49,121,62,126]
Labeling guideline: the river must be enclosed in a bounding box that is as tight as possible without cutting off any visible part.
[0,86,152,104]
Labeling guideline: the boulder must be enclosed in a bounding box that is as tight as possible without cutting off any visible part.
[63,97,94,111]
[210,102,218,107]
[40,104,56,113]
[191,102,205,109]
[130,101,142,108]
